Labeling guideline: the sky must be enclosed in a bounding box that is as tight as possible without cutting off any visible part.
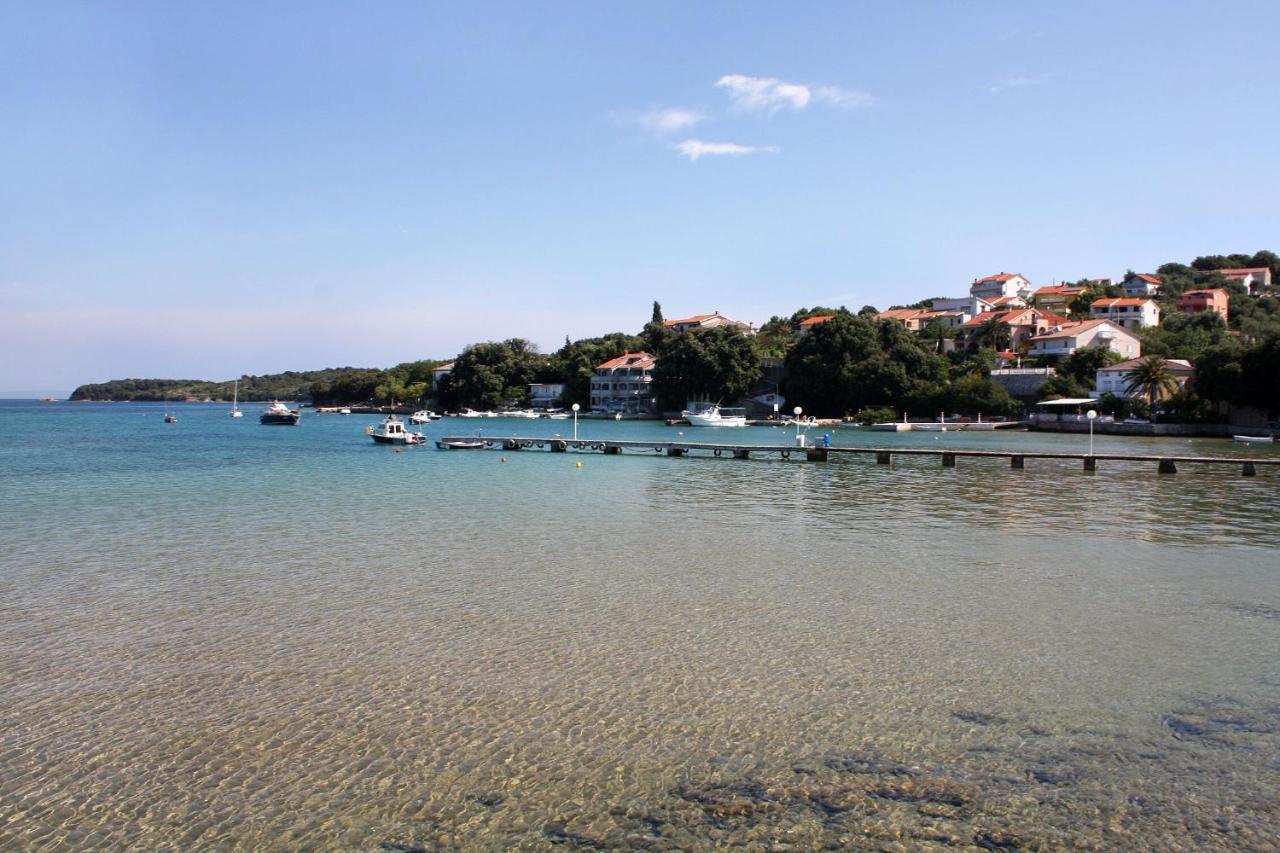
[3,1,1279,395]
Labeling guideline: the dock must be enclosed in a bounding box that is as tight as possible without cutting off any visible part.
[437,435,1278,476]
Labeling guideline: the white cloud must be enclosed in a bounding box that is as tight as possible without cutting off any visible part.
[716,74,811,113]
[813,85,875,110]
[637,106,705,134]
[988,75,1043,94]
[715,74,874,114]
[673,139,778,161]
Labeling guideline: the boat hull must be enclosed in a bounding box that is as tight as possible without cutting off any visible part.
[259,413,300,425]
[436,439,486,450]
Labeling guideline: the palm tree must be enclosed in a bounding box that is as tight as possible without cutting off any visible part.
[1124,356,1181,415]
[978,316,1011,351]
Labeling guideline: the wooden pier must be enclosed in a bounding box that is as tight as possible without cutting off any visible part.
[437,436,1278,476]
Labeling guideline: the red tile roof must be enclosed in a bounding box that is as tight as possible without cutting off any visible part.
[1091,298,1157,308]
[664,313,717,327]
[1131,273,1162,285]
[974,272,1024,284]
[1032,285,1086,297]
[1216,267,1268,276]
[799,314,836,326]
[596,351,657,370]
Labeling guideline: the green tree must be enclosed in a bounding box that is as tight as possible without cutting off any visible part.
[977,316,1011,351]
[449,339,543,409]
[782,312,947,417]
[651,326,762,411]
[920,317,956,353]
[641,301,673,355]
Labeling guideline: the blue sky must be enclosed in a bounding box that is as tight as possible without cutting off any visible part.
[3,1,1278,394]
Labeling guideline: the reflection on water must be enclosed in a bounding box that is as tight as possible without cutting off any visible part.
[0,403,1278,849]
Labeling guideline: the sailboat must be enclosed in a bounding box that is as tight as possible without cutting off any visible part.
[230,379,243,418]
[164,396,176,424]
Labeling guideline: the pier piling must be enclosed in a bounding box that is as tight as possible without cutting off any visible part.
[1010,455,1024,469]
[734,448,751,459]
[1159,459,1177,474]
[876,451,891,465]
[941,453,956,468]
[1243,462,1257,477]
[1084,457,1097,472]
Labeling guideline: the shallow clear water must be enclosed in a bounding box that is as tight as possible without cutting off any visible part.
[1,402,1278,850]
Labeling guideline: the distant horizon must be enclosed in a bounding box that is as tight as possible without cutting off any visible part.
[5,1,1278,391]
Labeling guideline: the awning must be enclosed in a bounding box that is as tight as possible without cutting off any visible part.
[1036,397,1099,407]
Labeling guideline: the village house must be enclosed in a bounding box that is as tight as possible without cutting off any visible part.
[1215,267,1272,294]
[1025,319,1142,360]
[876,308,929,331]
[1031,284,1088,316]
[959,307,1066,352]
[527,383,565,409]
[1094,358,1193,398]
[931,295,994,316]
[798,314,835,334]
[1120,273,1163,298]
[1176,288,1230,322]
[664,312,755,334]
[969,272,1033,302]
[432,361,455,388]
[589,352,657,415]
[1089,297,1161,329]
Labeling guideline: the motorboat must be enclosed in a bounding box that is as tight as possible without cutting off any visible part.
[458,408,495,418]
[682,405,747,427]
[436,437,486,450]
[368,415,427,445]
[339,407,352,415]
[409,410,440,424]
[546,412,570,420]
[260,401,301,425]
[1233,434,1275,444]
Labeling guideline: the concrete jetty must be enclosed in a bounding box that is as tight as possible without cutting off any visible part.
[436,435,1278,476]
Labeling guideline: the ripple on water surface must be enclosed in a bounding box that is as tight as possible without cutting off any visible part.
[0,403,1278,849]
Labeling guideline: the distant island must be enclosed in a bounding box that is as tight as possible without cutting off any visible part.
[68,368,388,404]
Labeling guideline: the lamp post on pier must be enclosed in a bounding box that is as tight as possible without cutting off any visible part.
[794,406,804,447]
[1087,408,1097,456]
[572,403,580,442]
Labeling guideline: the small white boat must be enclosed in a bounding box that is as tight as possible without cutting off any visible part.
[547,412,570,420]
[458,408,497,418]
[436,438,486,450]
[682,405,747,427]
[409,410,438,424]
[367,415,427,445]
[339,407,352,415]
[1233,434,1275,444]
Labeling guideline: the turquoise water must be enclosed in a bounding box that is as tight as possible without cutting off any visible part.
[1,401,1278,849]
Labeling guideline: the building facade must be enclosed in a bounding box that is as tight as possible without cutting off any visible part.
[589,352,657,415]
[1094,358,1193,398]
[1176,288,1230,322]
[970,272,1033,302]
[1120,273,1163,298]
[664,312,755,334]
[1026,319,1142,360]
[1089,297,1160,329]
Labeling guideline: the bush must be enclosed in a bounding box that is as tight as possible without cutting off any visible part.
[852,406,896,425]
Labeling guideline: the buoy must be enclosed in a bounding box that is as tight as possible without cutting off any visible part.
[575,461,582,469]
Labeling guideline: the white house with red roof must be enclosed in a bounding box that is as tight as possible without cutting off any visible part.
[1215,267,1272,294]
[1120,273,1163,298]
[590,352,658,415]
[1089,297,1160,329]
[1026,319,1142,360]
[664,311,754,334]
[970,272,1032,302]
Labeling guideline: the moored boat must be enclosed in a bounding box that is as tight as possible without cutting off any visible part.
[409,410,439,424]
[368,415,427,445]
[230,379,243,418]
[259,401,301,425]
[436,437,486,449]
[682,405,747,427]
[1233,434,1275,444]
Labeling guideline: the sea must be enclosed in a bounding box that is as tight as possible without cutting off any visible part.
[1,400,1278,850]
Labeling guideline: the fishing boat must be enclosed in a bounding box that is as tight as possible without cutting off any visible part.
[367,415,427,445]
[436,437,486,450]
[259,401,301,425]
[682,405,747,427]
[230,379,243,418]
[1233,434,1275,444]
